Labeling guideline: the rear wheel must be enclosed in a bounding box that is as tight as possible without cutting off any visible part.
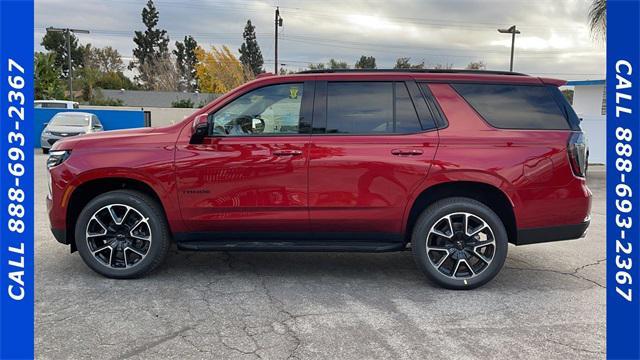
[412,197,508,289]
[75,190,170,278]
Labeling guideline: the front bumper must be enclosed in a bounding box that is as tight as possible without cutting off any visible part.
[41,133,80,149]
[515,220,590,245]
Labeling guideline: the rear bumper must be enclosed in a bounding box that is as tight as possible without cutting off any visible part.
[514,220,590,245]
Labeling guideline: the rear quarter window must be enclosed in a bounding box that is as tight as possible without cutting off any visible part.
[452,83,571,130]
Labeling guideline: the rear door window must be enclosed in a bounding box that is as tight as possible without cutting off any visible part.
[326,82,393,134]
[323,82,423,134]
[451,83,571,130]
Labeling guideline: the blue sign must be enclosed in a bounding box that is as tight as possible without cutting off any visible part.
[0,0,35,359]
[607,1,640,359]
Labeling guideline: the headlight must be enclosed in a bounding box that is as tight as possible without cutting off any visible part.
[47,150,71,169]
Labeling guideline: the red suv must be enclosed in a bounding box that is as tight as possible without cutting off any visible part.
[47,69,591,289]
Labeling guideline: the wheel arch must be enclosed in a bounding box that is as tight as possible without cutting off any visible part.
[404,181,518,244]
[65,177,169,251]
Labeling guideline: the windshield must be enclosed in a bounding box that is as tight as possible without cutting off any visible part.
[49,114,90,127]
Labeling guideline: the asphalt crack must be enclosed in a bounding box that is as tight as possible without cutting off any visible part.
[506,257,606,288]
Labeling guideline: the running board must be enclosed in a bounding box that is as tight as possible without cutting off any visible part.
[176,240,407,252]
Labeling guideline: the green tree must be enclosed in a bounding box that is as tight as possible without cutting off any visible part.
[393,57,424,69]
[238,20,264,76]
[96,71,138,90]
[308,62,326,70]
[355,55,377,69]
[34,52,65,100]
[589,0,606,39]
[328,59,349,69]
[171,98,195,108]
[308,59,348,70]
[130,0,170,89]
[41,30,84,78]
[174,35,200,91]
[466,61,486,70]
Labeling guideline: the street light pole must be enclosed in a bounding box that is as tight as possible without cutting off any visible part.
[46,27,90,100]
[274,7,283,73]
[497,25,520,72]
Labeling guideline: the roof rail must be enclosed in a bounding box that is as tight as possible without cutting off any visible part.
[296,68,528,76]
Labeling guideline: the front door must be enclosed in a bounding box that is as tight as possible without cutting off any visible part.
[175,82,313,239]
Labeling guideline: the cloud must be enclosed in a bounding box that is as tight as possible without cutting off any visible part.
[35,0,605,79]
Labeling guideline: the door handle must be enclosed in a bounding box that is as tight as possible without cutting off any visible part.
[391,149,423,156]
[273,149,303,156]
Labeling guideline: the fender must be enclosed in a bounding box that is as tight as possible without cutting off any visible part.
[400,168,520,234]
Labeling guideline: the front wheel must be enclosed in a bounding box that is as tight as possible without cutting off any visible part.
[411,197,508,290]
[75,190,170,278]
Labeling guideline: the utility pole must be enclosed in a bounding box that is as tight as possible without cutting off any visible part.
[46,27,90,100]
[274,7,283,73]
[497,25,520,72]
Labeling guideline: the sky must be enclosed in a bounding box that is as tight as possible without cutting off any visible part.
[34,0,605,80]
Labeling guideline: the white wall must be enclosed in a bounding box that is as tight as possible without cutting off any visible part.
[572,85,605,116]
[570,84,606,164]
[80,105,198,127]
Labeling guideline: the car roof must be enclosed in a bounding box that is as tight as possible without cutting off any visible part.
[35,100,79,104]
[256,69,565,86]
[53,112,94,117]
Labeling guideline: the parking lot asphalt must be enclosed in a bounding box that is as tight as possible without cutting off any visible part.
[35,153,605,359]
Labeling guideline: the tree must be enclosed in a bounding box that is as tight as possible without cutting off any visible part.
[328,59,349,69]
[96,71,138,90]
[355,55,377,69]
[130,0,171,89]
[238,20,264,76]
[308,63,326,70]
[79,48,102,101]
[41,30,84,78]
[589,0,606,39]
[433,63,453,70]
[34,52,65,100]
[196,45,251,93]
[138,55,181,91]
[83,45,124,73]
[466,61,486,70]
[174,35,200,91]
[172,98,195,108]
[307,59,348,70]
[393,57,424,69]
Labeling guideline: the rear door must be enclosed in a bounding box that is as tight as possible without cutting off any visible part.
[308,80,439,242]
[175,81,314,239]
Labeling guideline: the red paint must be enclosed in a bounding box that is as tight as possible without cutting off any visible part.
[48,72,591,245]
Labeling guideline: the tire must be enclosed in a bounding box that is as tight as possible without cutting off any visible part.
[411,197,508,290]
[42,148,49,154]
[75,190,170,279]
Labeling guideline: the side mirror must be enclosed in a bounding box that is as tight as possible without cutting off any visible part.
[190,113,209,143]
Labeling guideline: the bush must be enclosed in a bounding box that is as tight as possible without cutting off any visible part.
[172,98,195,108]
[89,98,124,106]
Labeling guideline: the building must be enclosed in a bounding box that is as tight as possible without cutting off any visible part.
[566,79,606,164]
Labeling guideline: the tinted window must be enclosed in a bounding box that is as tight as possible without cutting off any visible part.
[211,83,303,136]
[37,102,68,109]
[452,84,570,130]
[326,82,393,134]
[395,82,422,133]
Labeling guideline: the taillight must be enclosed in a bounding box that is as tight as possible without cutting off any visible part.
[567,132,588,178]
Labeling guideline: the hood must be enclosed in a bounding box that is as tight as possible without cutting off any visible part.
[51,127,158,151]
[45,125,88,133]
